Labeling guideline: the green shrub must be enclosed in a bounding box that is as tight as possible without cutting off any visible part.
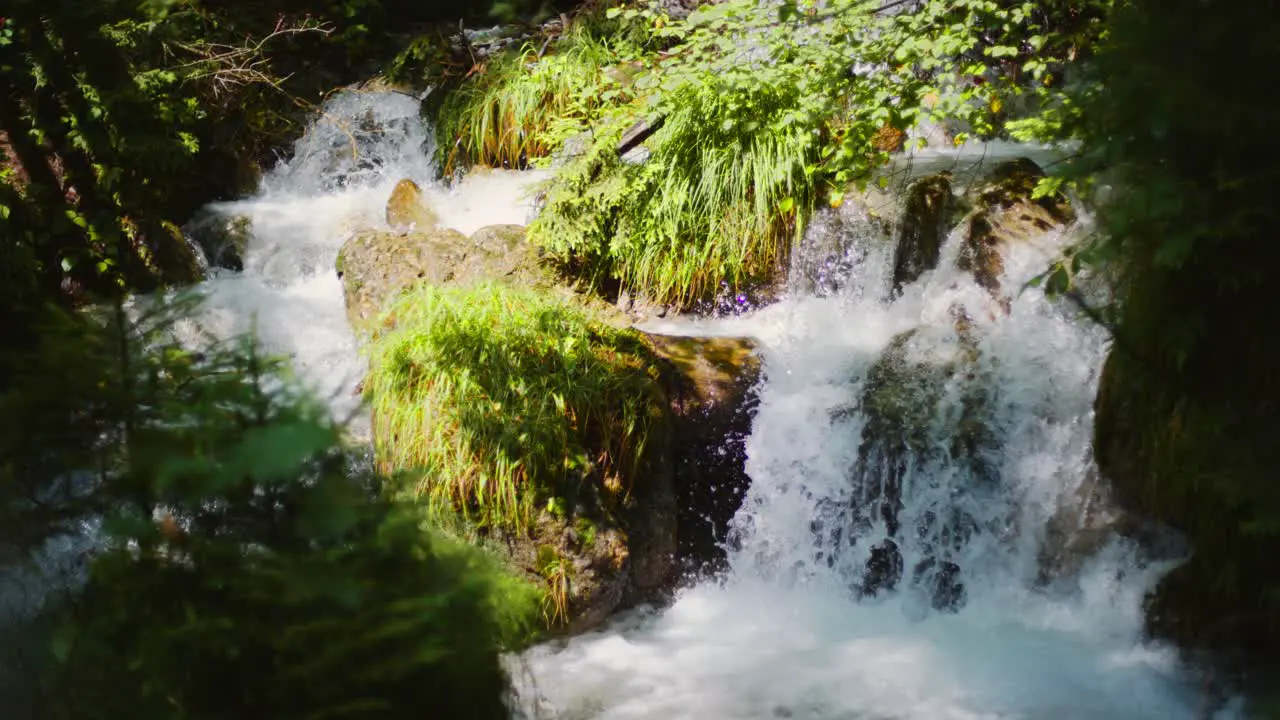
[504,0,1114,305]
[0,298,538,718]
[364,283,667,535]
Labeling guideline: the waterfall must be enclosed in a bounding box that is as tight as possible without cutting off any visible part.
[174,90,547,428]
[181,92,1233,718]
[4,90,1235,718]
[513,179,1234,718]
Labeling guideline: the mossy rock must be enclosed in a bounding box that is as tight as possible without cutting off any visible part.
[1094,339,1280,668]
[459,224,553,288]
[151,221,206,285]
[364,283,677,634]
[336,226,471,329]
[957,158,1076,300]
[336,212,557,331]
[341,179,762,631]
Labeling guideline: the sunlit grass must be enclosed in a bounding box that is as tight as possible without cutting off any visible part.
[435,27,635,175]
[528,77,816,306]
[364,283,666,535]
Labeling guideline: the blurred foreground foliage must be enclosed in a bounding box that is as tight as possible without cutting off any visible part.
[0,296,538,718]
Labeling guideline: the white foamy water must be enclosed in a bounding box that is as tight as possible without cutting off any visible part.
[145,91,1237,718]
[178,91,547,424]
[512,198,1235,718]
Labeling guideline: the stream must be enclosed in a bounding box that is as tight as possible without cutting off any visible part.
[181,91,1237,719]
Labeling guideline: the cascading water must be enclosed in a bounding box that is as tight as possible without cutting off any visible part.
[178,90,548,425]
[512,175,1236,718]
[0,90,547,624]
[25,90,1234,718]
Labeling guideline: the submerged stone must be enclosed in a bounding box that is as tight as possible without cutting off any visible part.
[861,538,904,597]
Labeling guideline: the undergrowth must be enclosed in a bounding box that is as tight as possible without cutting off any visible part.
[0,297,539,718]
[434,0,1112,305]
[364,283,667,535]
[530,80,815,305]
[435,24,642,175]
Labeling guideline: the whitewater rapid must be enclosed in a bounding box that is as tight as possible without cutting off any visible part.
[174,91,1236,719]
[511,188,1234,719]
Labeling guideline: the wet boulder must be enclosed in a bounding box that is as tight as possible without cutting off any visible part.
[185,210,253,272]
[957,158,1076,300]
[842,321,994,611]
[861,539,904,597]
[1034,469,1136,587]
[385,178,439,233]
[912,557,965,612]
[644,334,762,578]
[891,174,954,293]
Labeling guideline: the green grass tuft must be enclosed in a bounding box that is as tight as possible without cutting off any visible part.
[529,80,815,305]
[364,283,667,535]
[435,26,638,175]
